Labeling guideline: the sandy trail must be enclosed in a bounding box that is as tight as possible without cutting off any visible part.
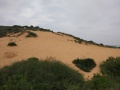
[0,31,120,79]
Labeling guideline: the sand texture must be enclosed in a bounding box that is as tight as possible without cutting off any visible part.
[0,31,120,79]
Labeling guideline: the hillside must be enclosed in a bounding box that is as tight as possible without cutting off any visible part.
[0,25,120,79]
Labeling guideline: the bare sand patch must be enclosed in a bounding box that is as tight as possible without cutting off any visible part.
[0,31,120,79]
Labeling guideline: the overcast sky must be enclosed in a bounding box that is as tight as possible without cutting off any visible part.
[0,0,120,45]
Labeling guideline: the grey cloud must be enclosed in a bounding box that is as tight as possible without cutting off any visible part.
[0,0,120,45]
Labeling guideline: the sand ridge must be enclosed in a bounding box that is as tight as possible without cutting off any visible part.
[0,31,120,79]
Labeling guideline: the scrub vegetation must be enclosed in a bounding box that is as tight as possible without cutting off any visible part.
[0,57,84,90]
[0,57,120,90]
[72,58,96,72]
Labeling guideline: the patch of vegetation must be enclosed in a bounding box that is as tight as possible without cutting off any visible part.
[0,25,53,38]
[0,25,23,37]
[72,58,96,72]
[7,42,17,46]
[26,31,37,37]
[57,32,98,45]
[99,57,120,89]
[0,57,85,90]
[57,32,119,48]
[0,57,120,90]
[100,57,120,83]
[87,74,116,90]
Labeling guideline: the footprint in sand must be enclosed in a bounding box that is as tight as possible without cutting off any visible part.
[4,52,18,58]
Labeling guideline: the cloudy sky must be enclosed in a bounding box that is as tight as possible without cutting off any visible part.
[0,0,120,45]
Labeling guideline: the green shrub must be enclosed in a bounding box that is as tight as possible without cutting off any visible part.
[72,58,96,72]
[1,57,120,90]
[26,31,37,37]
[100,57,120,82]
[0,57,85,90]
[88,74,115,90]
[100,57,120,89]
[7,42,17,46]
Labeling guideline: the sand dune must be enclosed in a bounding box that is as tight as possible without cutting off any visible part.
[0,31,120,79]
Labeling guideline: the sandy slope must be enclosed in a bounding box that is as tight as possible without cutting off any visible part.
[0,31,120,79]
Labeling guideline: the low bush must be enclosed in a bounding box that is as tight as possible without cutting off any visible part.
[100,57,120,83]
[72,58,96,72]
[99,57,120,89]
[1,57,120,90]
[26,31,37,37]
[0,57,85,90]
[88,74,115,90]
[7,42,17,46]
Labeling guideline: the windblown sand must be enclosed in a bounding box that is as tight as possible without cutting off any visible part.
[0,31,120,79]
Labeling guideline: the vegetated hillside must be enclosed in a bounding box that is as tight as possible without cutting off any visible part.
[0,58,85,90]
[0,25,119,48]
[0,57,120,90]
[0,25,53,37]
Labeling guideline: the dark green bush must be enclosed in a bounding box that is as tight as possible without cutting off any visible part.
[0,57,85,90]
[100,57,120,89]
[1,57,120,90]
[88,74,115,90]
[100,57,120,82]
[72,58,96,72]
[26,31,37,37]
[7,42,17,46]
